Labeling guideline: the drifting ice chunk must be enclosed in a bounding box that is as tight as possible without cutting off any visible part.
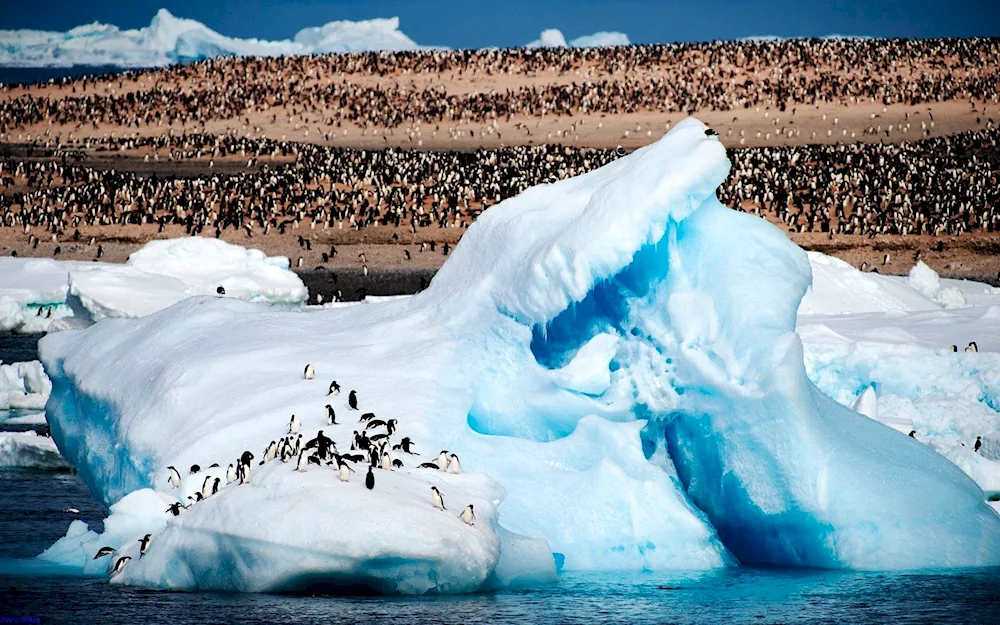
[0,431,70,471]
[0,361,52,411]
[38,119,1000,594]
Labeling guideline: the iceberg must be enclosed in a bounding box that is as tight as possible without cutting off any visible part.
[0,9,437,69]
[526,29,631,49]
[0,360,51,410]
[36,119,1000,594]
[0,237,306,332]
[0,430,70,471]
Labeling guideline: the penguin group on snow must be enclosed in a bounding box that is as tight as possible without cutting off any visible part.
[119,362,476,580]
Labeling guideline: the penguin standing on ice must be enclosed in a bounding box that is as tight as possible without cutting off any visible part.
[111,556,131,576]
[211,478,221,496]
[328,381,341,396]
[201,476,213,499]
[975,436,983,453]
[365,466,375,490]
[447,454,462,474]
[392,437,416,454]
[381,452,392,471]
[340,462,352,482]
[436,450,449,469]
[460,505,475,526]
[348,390,358,410]
[167,466,181,489]
[289,414,300,435]
[93,546,115,559]
[296,449,311,472]
[326,404,337,425]
[431,486,446,510]
[967,342,979,353]
[304,364,316,380]
[138,534,151,557]
[166,503,184,516]
[190,464,201,475]
[226,464,236,484]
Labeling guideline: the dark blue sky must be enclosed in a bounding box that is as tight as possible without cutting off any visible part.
[2,0,998,48]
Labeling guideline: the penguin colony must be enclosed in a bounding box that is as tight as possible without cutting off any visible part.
[95,362,475,579]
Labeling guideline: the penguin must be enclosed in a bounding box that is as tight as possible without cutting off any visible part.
[436,451,449,469]
[111,556,132,575]
[240,451,254,467]
[216,285,226,296]
[190,464,200,475]
[201,476,213,498]
[431,486,446,510]
[908,430,917,438]
[386,419,397,436]
[359,412,376,422]
[138,534,151,557]
[189,492,204,503]
[419,462,441,470]
[365,419,387,430]
[393,437,416,454]
[304,364,316,380]
[381,452,392,471]
[975,436,983,453]
[392,458,404,469]
[238,461,253,485]
[289,414,300,435]
[293,434,302,457]
[93,546,115,559]
[952,345,959,352]
[167,466,181,488]
[369,446,380,467]
[296,449,311,472]
[340,463,352,482]
[704,128,719,136]
[265,441,277,462]
[326,404,337,425]
[348,390,358,409]
[967,342,979,353]
[460,504,475,526]
[328,380,341,396]
[369,433,389,443]
[365,466,375,490]
[447,454,462,474]
[166,502,184,516]
[211,478,221,496]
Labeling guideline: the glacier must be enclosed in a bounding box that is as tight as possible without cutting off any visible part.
[0,237,306,333]
[32,119,1000,594]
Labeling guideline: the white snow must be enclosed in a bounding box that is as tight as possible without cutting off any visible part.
[0,238,306,332]
[0,10,437,69]
[526,29,631,49]
[0,430,70,471]
[33,118,1000,595]
[0,360,51,410]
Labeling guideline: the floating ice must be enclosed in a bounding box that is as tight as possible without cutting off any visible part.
[0,360,51,411]
[525,29,630,49]
[0,430,69,471]
[37,119,1000,594]
[0,238,306,332]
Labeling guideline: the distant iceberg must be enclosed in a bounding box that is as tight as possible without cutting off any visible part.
[0,9,437,69]
[526,28,631,48]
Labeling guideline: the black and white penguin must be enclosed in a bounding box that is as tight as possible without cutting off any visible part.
[447,454,462,474]
[419,462,441,470]
[381,452,392,471]
[385,419,397,436]
[190,464,201,475]
[431,486,446,510]
[111,556,132,575]
[369,433,389,443]
[908,430,917,438]
[966,342,979,353]
[460,504,475,526]
[289,414,300,435]
[293,435,302,457]
[211,478,221,496]
[304,364,316,380]
[167,466,181,489]
[201,476,213,499]
[883,253,890,265]
[392,458,404,469]
[138,534,151,557]
[166,502,184,516]
[328,380,341,396]
[326,404,337,425]
[216,285,226,296]
[975,436,983,453]
[365,419,387,430]
[359,412,376,422]
[240,451,254,467]
[348,390,358,410]
[296,449,311,472]
[304,430,337,460]
[365,466,375,490]
[436,450,449,469]
[340,462,352,482]
[393,437,416,454]
[93,546,115,559]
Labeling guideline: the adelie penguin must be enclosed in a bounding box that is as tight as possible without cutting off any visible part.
[339,461,353,482]
[288,414,300,435]
[328,380,340,396]
[216,285,226,296]
[304,363,316,380]
[431,486,446,510]
[111,556,132,576]
[138,534,151,557]
[365,466,375,491]
[326,404,337,425]
[93,546,115,559]
[460,504,476,526]
[166,502,185,516]
[436,450,449,470]
[447,454,462,474]
[296,449,311,472]
[167,466,181,489]
[348,390,358,410]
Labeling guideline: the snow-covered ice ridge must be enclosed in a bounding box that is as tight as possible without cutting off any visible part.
[37,119,1000,594]
[0,237,306,333]
[0,9,630,69]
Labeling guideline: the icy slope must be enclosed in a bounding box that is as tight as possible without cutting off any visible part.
[0,238,305,332]
[37,119,1000,594]
[0,9,433,69]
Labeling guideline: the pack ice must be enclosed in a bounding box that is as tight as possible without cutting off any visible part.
[36,119,1000,594]
[0,237,306,333]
